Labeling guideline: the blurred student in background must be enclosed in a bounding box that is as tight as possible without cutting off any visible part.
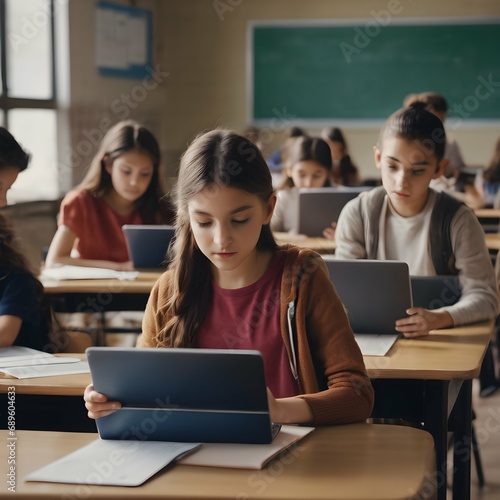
[0,128,53,350]
[321,127,360,186]
[0,127,30,208]
[475,136,500,208]
[267,126,308,172]
[46,120,174,270]
[271,136,333,233]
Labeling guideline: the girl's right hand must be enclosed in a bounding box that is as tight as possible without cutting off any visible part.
[84,384,122,419]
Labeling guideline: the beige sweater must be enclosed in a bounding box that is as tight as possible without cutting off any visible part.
[138,245,374,425]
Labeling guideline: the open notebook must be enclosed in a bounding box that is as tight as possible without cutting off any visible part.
[322,258,412,355]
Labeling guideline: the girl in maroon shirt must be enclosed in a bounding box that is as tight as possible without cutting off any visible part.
[84,130,373,426]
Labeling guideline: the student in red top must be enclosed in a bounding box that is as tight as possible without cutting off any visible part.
[46,120,174,270]
[84,129,374,425]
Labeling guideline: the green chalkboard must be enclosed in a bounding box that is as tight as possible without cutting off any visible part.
[251,20,500,122]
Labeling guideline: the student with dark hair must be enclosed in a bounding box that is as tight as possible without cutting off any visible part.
[271,136,333,233]
[46,120,174,270]
[475,136,500,207]
[321,127,360,186]
[0,127,30,207]
[84,129,374,424]
[403,92,465,177]
[267,126,308,172]
[335,103,497,337]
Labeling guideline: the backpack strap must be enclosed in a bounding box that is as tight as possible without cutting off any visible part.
[430,191,463,275]
[362,186,387,259]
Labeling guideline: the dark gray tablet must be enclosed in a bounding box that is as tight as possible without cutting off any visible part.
[411,275,461,310]
[122,225,175,269]
[86,347,280,444]
[297,187,371,236]
[322,258,412,334]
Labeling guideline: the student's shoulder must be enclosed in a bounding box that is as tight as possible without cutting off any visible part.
[61,188,95,207]
[0,267,35,293]
[278,245,328,277]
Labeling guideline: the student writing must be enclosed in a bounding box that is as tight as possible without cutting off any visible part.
[271,136,334,235]
[0,128,52,349]
[335,103,498,337]
[45,120,174,270]
[85,129,374,425]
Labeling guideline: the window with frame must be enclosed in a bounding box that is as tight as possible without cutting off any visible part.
[0,0,59,202]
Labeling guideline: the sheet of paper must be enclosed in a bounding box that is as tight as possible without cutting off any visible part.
[0,354,80,370]
[354,333,399,356]
[1,360,89,379]
[0,346,53,362]
[41,265,139,281]
[178,425,314,469]
[25,438,201,486]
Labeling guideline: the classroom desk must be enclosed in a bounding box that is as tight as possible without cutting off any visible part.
[0,354,87,396]
[1,323,489,498]
[474,208,500,218]
[484,232,500,251]
[0,354,95,433]
[273,232,336,253]
[1,424,436,500]
[366,321,493,500]
[40,271,162,313]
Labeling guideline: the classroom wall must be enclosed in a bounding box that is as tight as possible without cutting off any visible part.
[158,0,500,179]
[67,0,168,185]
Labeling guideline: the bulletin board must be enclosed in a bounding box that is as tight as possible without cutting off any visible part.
[95,1,153,79]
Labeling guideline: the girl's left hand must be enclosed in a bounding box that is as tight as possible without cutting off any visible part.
[266,387,281,423]
[322,222,337,240]
[395,308,453,338]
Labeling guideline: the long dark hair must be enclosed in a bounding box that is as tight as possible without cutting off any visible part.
[321,127,359,186]
[484,137,500,184]
[0,127,30,171]
[279,136,332,189]
[79,120,172,224]
[379,102,447,162]
[156,130,277,348]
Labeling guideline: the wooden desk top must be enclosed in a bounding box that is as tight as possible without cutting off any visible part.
[485,232,500,251]
[2,322,491,398]
[41,271,162,294]
[475,208,500,218]
[274,232,336,253]
[0,354,89,396]
[2,424,435,500]
[364,321,493,380]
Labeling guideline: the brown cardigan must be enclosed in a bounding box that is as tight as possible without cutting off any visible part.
[137,245,374,425]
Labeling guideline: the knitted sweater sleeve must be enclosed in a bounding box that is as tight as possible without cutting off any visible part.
[335,196,369,259]
[445,206,498,325]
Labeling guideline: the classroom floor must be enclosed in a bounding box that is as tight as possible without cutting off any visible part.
[450,380,500,500]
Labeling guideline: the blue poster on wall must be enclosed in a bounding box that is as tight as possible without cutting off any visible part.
[95,1,153,79]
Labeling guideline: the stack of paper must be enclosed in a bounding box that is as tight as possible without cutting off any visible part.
[0,346,89,379]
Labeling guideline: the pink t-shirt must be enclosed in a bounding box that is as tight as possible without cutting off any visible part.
[59,189,143,263]
[197,252,299,398]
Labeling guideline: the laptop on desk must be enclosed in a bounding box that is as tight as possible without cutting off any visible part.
[122,225,175,269]
[297,187,371,236]
[86,347,281,444]
[322,258,413,355]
